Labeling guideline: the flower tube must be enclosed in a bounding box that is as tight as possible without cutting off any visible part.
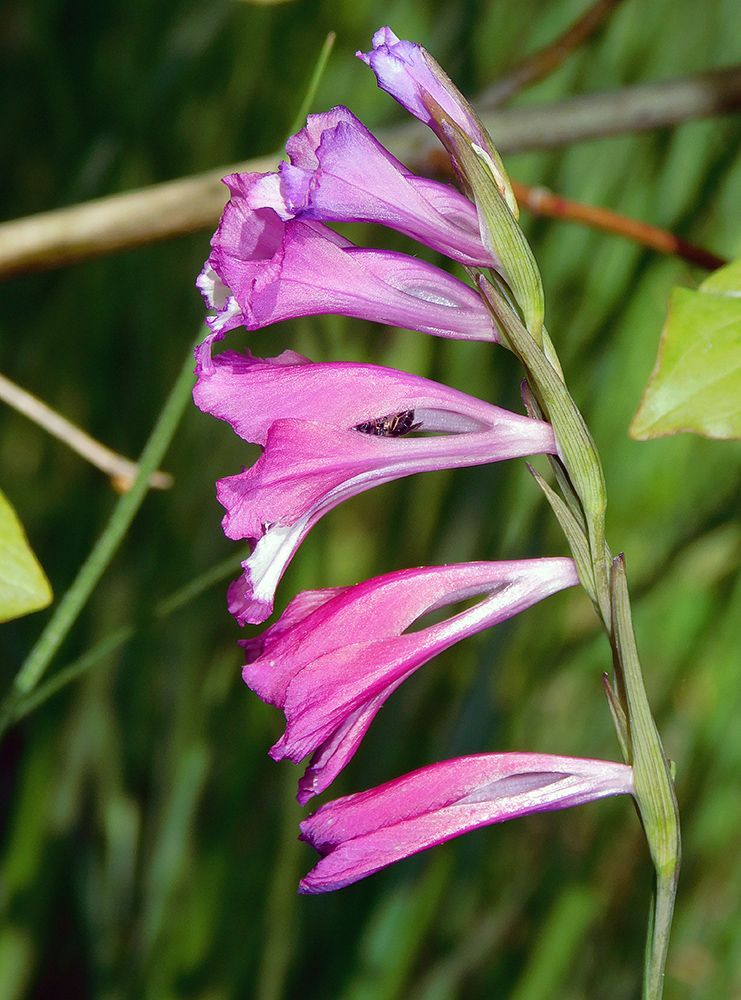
[193,348,557,624]
[196,172,498,345]
[299,752,634,892]
[276,106,498,269]
[242,558,579,803]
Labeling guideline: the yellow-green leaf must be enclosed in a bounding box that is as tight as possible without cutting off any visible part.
[630,257,741,440]
[0,488,52,623]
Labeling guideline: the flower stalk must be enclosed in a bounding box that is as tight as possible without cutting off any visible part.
[611,555,680,999]
[476,274,613,628]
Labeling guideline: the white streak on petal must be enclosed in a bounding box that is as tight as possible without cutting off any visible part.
[246,514,312,610]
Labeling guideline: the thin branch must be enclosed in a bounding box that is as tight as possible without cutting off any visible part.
[409,63,741,163]
[0,154,278,280]
[511,181,727,271]
[0,66,739,280]
[481,0,628,108]
[0,371,173,491]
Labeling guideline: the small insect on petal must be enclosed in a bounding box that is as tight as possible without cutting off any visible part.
[354,409,422,436]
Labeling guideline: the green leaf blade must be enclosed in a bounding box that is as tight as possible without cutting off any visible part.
[0,488,52,623]
[631,258,741,440]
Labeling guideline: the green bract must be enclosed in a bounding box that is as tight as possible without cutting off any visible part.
[431,106,544,344]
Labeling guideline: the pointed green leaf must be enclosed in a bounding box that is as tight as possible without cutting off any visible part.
[0,489,52,623]
[527,464,596,603]
[602,673,630,764]
[700,255,741,294]
[631,257,741,440]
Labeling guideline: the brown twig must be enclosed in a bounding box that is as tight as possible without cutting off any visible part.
[0,156,277,281]
[481,0,628,108]
[0,372,173,491]
[511,180,727,271]
[391,64,741,176]
[0,66,739,280]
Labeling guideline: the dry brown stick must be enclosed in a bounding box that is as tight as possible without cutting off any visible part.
[481,0,627,108]
[0,155,277,281]
[1,66,739,281]
[511,180,727,271]
[0,372,173,492]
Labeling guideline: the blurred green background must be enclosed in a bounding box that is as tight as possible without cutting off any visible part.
[1,0,740,997]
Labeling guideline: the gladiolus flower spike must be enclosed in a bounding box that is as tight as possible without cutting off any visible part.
[196,26,640,912]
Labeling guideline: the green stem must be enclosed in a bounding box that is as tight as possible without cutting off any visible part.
[481,270,678,992]
[6,546,252,725]
[0,332,202,738]
[477,276,613,627]
[611,555,680,1000]
[644,873,679,1000]
[287,31,337,140]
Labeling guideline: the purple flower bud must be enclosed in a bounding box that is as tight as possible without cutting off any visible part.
[192,348,557,624]
[357,28,487,149]
[357,28,518,216]
[299,752,634,891]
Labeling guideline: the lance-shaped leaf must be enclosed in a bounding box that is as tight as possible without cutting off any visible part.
[197,172,498,346]
[299,752,634,892]
[630,256,741,440]
[193,347,557,624]
[242,558,579,803]
[276,106,498,269]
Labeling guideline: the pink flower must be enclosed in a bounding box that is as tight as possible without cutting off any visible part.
[299,752,634,892]
[278,106,498,268]
[196,171,498,347]
[193,347,557,625]
[242,558,579,803]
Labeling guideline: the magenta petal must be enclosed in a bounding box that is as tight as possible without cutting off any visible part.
[198,172,497,343]
[193,348,523,445]
[214,412,554,539]
[295,696,391,806]
[280,106,496,268]
[298,753,634,892]
[194,350,557,624]
[241,558,579,799]
[213,417,552,542]
[212,413,556,624]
